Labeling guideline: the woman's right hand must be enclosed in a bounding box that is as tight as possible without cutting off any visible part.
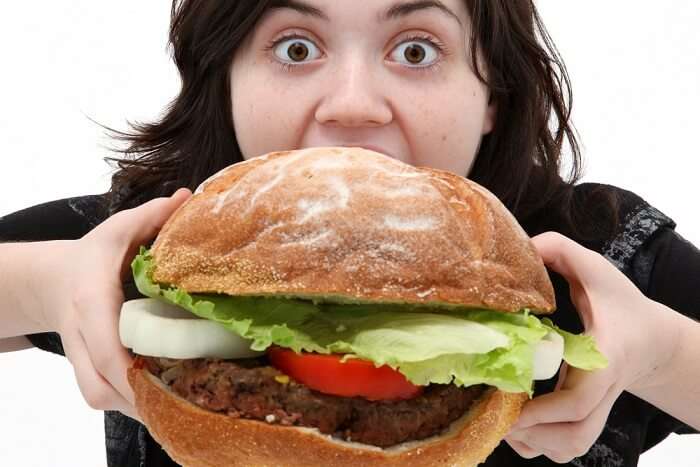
[39,188,192,421]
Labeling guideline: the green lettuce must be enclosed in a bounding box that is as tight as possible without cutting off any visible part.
[132,248,607,396]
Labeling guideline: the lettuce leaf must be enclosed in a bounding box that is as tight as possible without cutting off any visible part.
[132,248,607,396]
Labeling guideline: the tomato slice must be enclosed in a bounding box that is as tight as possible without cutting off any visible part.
[267,347,423,401]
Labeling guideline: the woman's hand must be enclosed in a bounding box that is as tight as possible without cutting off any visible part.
[39,188,192,421]
[504,231,683,463]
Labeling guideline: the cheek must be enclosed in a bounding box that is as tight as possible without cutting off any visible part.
[403,78,489,173]
[231,66,309,159]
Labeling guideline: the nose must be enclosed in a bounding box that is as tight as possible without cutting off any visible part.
[315,58,393,128]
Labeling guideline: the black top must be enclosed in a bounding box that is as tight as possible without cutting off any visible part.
[1,183,697,467]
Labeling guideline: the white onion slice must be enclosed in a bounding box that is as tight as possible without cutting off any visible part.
[119,298,263,359]
[532,330,564,380]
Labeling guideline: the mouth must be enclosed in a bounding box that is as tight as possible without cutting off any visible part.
[336,144,393,158]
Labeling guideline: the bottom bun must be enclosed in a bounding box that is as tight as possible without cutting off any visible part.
[128,366,527,467]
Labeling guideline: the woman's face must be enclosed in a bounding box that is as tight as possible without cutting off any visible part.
[230,0,495,175]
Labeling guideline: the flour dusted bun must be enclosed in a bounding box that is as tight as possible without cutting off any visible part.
[151,147,554,313]
[128,367,528,467]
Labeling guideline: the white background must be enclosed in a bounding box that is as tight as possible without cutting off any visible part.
[0,1,698,466]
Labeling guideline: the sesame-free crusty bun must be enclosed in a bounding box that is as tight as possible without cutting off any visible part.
[127,147,560,465]
[128,367,528,467]
[150,147,554,313]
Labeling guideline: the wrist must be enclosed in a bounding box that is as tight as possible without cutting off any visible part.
[31,240,76,332]
[1,241,56,338]
[626,300,683,394]
[625,307,700,430]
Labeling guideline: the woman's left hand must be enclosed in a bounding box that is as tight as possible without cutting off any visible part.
[504,231,681,463]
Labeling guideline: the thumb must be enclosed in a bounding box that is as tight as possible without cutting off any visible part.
[530,231,605,290]
[88,188,192,276]
[101,187,192,244]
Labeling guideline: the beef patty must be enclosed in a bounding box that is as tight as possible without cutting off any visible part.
[143,356,486,447]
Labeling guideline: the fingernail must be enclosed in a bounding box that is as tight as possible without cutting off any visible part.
[171,188,190,198]
[510,423,521,432]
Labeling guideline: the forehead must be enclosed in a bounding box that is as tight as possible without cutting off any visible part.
[263,0,469,26]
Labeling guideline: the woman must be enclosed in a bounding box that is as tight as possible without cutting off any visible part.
[1,1,698,466]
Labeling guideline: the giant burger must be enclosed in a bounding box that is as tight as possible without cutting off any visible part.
[119,147,607,466]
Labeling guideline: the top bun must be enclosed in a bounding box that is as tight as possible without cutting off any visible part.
[151,147,554,313]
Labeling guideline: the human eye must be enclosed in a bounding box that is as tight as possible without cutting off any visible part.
[267,34,322,66]
[388,34,445,68]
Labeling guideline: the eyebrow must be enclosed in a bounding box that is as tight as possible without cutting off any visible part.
[383,1,462,27]
[268,0,329,21]
[267,0,462,27]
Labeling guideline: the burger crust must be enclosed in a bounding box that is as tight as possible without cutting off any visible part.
[151,147,554,313]
[128,367,528,467]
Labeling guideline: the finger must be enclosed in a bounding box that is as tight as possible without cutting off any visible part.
[554,362,569,391]
[505,437,571,464]
[504,437,542,459]
[511,365,613,430]
[508,383,620,462]
[506,438,570,464]
[62,329,141,422]
[71,285,136,406]
[530,232,609,290]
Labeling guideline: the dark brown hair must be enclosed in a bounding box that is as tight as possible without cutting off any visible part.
[104,0,618,242]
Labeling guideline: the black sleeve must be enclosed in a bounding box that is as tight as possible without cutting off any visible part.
[639,228,700,322]
[630,227,700,439]
[0,196,108,242]
[0,195,109,356]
